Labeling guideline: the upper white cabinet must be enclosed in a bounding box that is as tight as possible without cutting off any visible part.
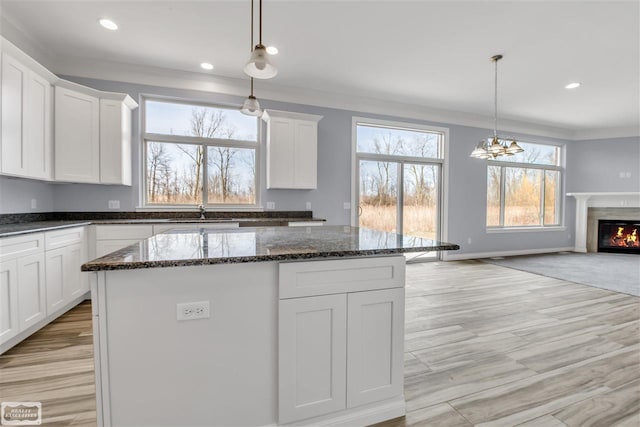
[263,110,322,190]
[55,81,137,185]
[54,85,100,183]
[1,46,54,180]
[0,37,137,185]
[100,98,134,185]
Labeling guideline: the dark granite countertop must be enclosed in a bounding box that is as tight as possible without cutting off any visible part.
[82,226,460,271]
[0,217,324,238]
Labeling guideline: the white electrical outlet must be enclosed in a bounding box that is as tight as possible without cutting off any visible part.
[266,201,275,210]
[177,301,210,321]
[467,237,472,245]
[306,202,312,210]
[30,199,37,209]
[108,200,120,209]
[343,202,351,210]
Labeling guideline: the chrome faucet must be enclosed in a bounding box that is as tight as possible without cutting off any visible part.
[198,205,206,219]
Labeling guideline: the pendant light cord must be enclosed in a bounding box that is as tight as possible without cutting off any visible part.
[259,0,263,45]
[494,57,498,139]
[250,0,255,96]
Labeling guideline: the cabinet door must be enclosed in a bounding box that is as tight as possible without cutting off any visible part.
[66,242,87,299]
[1,53,27,176]
[0,260,19,345]
[347,288,404,408]
[279,294,347,423]
[45,247,66,315]
[293,120,317,189]
[100,99,131,185]
[24,72,52,180]
[17,253,46,331]
[54,86,100,183]
[267,118,295,188]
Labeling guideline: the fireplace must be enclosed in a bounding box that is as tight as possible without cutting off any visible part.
[598,220,640,254]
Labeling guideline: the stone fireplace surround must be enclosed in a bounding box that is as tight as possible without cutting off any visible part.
[567,192,640,253]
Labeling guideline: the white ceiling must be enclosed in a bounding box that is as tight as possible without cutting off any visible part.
[1,0,639,136]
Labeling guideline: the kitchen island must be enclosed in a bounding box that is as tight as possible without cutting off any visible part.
[83,226,459,426]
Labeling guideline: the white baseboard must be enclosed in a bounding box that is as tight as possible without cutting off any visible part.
[442,247,576,261]
[280,396,405,427]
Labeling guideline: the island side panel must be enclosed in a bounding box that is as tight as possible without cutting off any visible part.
[99,262,278,426]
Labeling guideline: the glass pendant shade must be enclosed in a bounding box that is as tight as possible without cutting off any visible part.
[241,95,262,116]
[244,44,277,79]
[488,137,505,155]
[470,142,488,158]
[506,140,524,154]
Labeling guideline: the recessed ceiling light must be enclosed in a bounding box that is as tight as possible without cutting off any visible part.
[200,62,214,70]
[98,18,118,31]
[565,82,581,89]
[266,46,279,55]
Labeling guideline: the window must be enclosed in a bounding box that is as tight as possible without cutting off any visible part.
[487,141,563,228]
[143,99,259,207]
[354,119,446,245]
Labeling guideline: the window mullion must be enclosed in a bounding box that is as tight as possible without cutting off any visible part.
[202,144,208,205]
[540,169,546,226]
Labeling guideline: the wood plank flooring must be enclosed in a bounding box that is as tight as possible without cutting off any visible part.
[1,260,638,426]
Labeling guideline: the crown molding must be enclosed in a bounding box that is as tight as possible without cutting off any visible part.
[1,22,636,142]
[569,126,640,141]
[51,55,580,140]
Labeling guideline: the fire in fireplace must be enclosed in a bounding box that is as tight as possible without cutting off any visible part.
[598,220,640,254]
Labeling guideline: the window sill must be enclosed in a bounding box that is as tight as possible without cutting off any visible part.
[136,205,265,212]
[486,226,567,234]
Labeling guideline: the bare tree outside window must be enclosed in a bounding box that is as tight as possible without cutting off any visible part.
[144,100,258,206]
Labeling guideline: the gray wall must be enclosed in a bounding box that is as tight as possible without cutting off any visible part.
[566,136,640,192]
[2,76,588,256]
[0,175,55,213]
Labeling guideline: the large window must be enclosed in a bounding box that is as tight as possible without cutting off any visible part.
[143,98,259,207]
[354,119,446,244]
[487,141,563,228]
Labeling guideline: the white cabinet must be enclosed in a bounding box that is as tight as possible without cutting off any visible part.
[95,225,153,258]
[1,51,53,180]
[44,226,88,317]
[278,257,406,424]
[54,82,137,185]
[346,288,404,407]
[54,85,100,183]
[279,294,347,423]
[100,98,134,185]
[264,110,322,189]
[0,260,19,345]
[17,253,46,331]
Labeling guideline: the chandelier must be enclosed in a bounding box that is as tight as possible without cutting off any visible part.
[470,54,524,159]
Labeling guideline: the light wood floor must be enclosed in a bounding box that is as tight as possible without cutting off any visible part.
[1,260,639,426]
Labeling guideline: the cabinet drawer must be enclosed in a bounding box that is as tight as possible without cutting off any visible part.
[95,225,153,240]
[0,233,44,261]
[279,256,405,299]
[45,226,85,251]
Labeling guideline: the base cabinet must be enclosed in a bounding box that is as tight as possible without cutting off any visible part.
[279,294,347,423]
[278,257,405,425]
[17,253,46,331]
[0,260,19,345]
[45,242,86,316]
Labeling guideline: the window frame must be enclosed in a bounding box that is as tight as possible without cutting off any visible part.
[350,117,450,255]
[139,95,262,210]
[486,141,565,231]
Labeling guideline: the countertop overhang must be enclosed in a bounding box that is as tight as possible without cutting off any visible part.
[81,226,460,271]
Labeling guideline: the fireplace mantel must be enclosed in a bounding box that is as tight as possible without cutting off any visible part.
[567,192,640,252]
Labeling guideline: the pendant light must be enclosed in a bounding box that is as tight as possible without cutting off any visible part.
[241,0,263,117]
[244,0,277,79]
[470,55,524,159]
